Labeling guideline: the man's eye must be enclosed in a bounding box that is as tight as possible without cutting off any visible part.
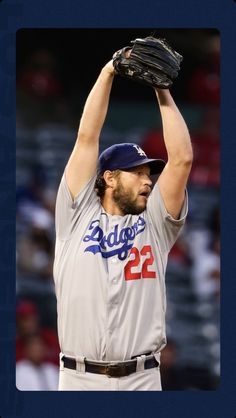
[137,171,150,178]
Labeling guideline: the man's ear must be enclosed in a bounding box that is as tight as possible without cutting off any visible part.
[103,170,116,188]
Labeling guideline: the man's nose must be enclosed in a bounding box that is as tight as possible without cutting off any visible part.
[144,176,152,187]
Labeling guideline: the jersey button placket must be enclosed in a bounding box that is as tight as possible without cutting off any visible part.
[111,257,119,283]
[106,256,122,355]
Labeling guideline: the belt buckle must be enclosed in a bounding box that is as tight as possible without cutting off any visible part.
[106,363,127,378]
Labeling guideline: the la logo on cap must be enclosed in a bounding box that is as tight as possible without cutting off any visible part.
[132,145,147,157]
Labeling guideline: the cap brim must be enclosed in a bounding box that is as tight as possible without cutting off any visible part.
[120,158,166,175]
[148,159,166,175]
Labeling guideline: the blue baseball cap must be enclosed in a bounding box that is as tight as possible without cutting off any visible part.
[98,143,166,175]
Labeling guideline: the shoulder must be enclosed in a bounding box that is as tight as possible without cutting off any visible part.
[57,172,97,206]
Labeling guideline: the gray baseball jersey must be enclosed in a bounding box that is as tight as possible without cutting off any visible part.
[53,173,188,362]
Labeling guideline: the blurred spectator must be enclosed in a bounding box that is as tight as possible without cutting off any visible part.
[191,230,220,301]
[187,35,220,105]
[168,234,192,269]
[160,340,181,390]
[17,220,54,279]
[187,206,220,276]
[17,49,70,126]
[141,107,220,189]
[16,300,60,365]
[41,187,57,217]
[190,107,220,187]
[16,165,55,233]
[16,165,48,210]
[16,334,59,391]
[17,49,63,99]
[141,130,167,162]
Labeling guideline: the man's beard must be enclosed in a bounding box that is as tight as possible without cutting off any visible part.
[113,181,146,215]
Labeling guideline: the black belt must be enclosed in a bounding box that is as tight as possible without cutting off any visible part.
[62,355,159,378]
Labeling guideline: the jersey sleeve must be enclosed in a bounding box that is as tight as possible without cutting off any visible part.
[55,172,98,240]
[146,182,188,253]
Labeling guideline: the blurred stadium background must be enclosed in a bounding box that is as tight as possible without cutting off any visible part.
[16,29,220,390]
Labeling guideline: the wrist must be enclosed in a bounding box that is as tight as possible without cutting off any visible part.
[155,88,172,105]
[102,60,116,77]
[102,68,115,77]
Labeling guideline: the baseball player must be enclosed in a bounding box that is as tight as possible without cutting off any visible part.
[53,56,193,390]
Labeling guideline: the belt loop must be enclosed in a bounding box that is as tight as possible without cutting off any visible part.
[59,352,64,371]
[154,352,160,367]
[136,355,146,372]
[75,356,86,374]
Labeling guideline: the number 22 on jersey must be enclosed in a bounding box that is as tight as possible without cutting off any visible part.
[124,245,157,281]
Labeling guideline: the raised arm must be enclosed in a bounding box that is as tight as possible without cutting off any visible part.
[65,60,115,199]
[155,89,193,219]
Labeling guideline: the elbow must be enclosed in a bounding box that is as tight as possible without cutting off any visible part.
[179,143,194,167]
[182,151,193,167]
[180,156,193,174]
[170,150,193,169]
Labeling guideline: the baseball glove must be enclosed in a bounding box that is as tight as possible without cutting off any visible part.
[112,36,183,89]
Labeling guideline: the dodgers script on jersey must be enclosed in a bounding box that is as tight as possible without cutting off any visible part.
[53,174,188,362]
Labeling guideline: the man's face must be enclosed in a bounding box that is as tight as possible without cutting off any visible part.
[112,164,152,215]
